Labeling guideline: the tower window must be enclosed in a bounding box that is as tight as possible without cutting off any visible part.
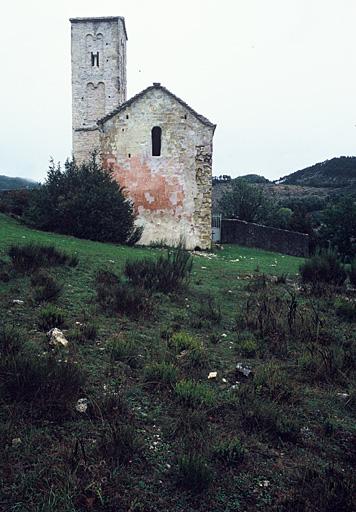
[151,126,162,156]
[91,52,99,67]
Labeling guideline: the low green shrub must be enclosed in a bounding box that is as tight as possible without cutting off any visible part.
[69,322,97,343]
[31,270,62,302]
[108,337,139,367]
[143,362,177,387]
[335,299,356,322]
[349,258,356,286]
[0,353,84,413]
[125,243,193,294]
[213,437,245,465]
[37,304,65,331]
[300,248,347,287]
[183,346,209,370]
[195,295,222,325]
[176,454,212,492]
[174,380,216,407]
[0,324,21,356]
[8,243,78,273]
[253,362,292,402]
[237,338,257,358]
[169,332,200,352]
[99,422,141,464]
[95,270,153,318]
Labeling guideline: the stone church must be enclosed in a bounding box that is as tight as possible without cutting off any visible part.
[70,16,216,249]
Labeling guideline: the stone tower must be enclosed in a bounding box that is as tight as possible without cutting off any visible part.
[70,16,127,162]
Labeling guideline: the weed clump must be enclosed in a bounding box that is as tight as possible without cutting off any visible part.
[95,270,153,318]
[31,270,62,302]
[175,379,216,407]
[0,324,21,357]
[108,337,139,367]
[99,422,141,465]
[143,362,177,387]
[8,243,78,273]
[37,304,65,331]
[69,322,97,343]
[335,298,356,322]
[213,437,245,465]
[125,243,193,293]
[300,248,347,287]
[176,454,212,492]
[169,332,200,352]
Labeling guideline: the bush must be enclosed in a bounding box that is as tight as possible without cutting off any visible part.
[37,304,65,331]
[335,299,356,322]
[0,324,21,357]
[95,270,153,318]
[0,353,84,413]
[174,380,216,407]
[31,270,62,302]
[253,362,292,402]
[25,156,142,244]
[125,243,193,294]
[169,332,201,352]
[195,295,222,325]
[108,337,139,367]
[237,338,257,358]
[69,322,97,343]
[99,422,141,464]
[176,454,212,492]
[349,258,356,286]
[300,248,347,287]
[213,437,245,465]
[143,362,177,387]
[8,243,78,273]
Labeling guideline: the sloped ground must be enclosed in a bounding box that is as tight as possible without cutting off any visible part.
[0,214,355,511]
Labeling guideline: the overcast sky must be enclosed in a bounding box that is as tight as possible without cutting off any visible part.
[1,0,356,182]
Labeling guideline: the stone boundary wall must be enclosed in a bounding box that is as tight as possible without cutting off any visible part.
[221,219,309,257]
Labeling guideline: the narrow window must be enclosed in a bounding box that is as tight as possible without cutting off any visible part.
[151,126,162,156]
[91,52,99,67]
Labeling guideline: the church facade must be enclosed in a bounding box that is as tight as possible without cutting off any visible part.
[70,16,215,249]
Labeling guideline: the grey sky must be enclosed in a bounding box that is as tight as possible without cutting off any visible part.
[1,0,356,181]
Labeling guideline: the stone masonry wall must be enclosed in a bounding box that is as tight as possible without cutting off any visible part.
[71,17,127,161]
[100,87,214,250]
[221,218,309,257]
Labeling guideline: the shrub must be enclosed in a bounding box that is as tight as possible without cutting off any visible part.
[95,270,153,318]
[335,299,356,322]
[0,324,21,357]
[237,338,257,358]
[176,454,212,492]
[0,353,84,413]
[213,437,245,465]
[143,362,177,387]
[37,304,65,331]
[300,248,347,287]
[125,243,193,294]
[8,243,78,273]
[24,156,142,244]
[182,346,209,370]
[195,295,222,325]
[253,362,292,402]
[169,332,200,352]
[69,322,97,343]
[31,270,62,302]
[108,337,139,367]
[99,422,141,464]
[174,380,216,407]
[349,258,356,286]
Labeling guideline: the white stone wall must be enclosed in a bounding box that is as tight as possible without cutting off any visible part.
[71,17,127,159]
[100,87,214,249]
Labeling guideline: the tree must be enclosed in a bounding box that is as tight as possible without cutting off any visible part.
[25,155,142,245]
[319,197,356,258]
[219,179,271,223]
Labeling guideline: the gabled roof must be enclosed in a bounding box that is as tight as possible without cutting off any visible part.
[97,83,216,130]
[69,16,128,40]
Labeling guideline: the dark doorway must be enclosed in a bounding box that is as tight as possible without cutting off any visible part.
[151,126,162,156]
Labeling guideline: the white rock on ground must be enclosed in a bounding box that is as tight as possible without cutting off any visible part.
[47,328,69,348]
[75,398,89,413]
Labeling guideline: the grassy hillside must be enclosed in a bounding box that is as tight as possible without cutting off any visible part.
[0,175,38,191]
[0,214,354,511]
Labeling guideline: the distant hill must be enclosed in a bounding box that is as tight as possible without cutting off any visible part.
[277,156,356,188]
[0,175,38,191]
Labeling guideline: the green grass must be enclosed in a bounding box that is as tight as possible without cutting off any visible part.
[0,213,355,512]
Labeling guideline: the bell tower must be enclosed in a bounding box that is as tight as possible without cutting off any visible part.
[70,16,127,162]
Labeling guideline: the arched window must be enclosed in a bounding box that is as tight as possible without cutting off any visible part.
[151,126,162,156]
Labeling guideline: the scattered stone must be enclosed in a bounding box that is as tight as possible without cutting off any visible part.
[12,299,24,305]
[222,378,227,383]
[12,438,22,448]
[208,371,217,379]
[221,333,227,338]
[47,328,69,348]
[236,363,252,377]
[75,398,89,413]
[337,393,349,399]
